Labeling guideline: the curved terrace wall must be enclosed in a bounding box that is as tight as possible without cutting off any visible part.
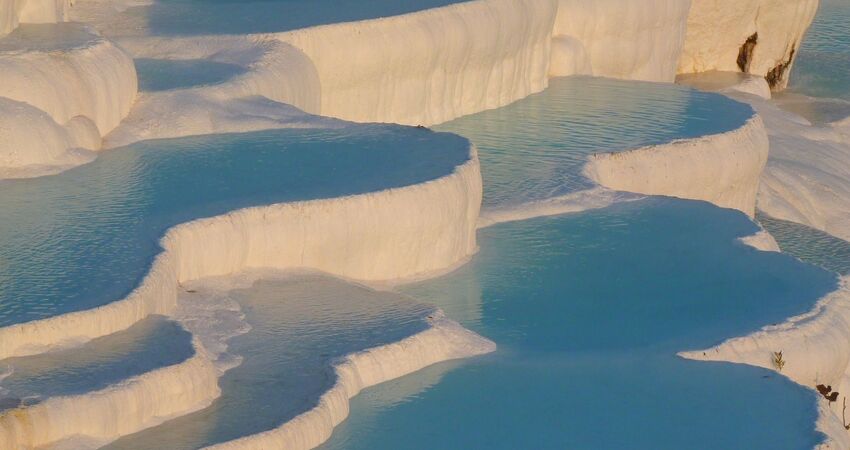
[583,115,770,216]
[0,150,481,360]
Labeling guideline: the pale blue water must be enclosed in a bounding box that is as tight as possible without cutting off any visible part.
[141,0,467,36]
[321,198,836,450]
[790,0,850,101]
[0,125,468,327]
[135,58,247,92]
[0,316,193,410]
[105,274,434,449]
[435,77,754,209]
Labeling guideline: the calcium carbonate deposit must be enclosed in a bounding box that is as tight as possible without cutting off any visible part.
[1,0,848,449]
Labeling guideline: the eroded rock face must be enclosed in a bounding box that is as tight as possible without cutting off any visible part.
[737,32,758,72]
[765,46,796,89]
[679,0,818,91]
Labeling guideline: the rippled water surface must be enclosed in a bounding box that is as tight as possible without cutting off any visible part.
[790,0,850,101]
[321,198,835,450]
[435,77,754,209]
[760,213,850,276]
[105,273,433,449]
[0,126,468,326]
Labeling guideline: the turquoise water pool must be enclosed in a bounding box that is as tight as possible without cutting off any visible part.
[435,77,754,209]
[320,198,836,450]
[0,125,468,327]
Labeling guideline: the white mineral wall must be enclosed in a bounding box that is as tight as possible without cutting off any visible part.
[204,312,496,450]
[17,0,68,24]
[679,0,820,89]
[168,152,481,283]
[0,0,68,36]
[104,0,559,145]
[0,339,221,450]
[277,0,557,126]
[680,277,850,449]
[583,115,769,217]
[552,0,691,82]
[673,76,850,243]
[0,97,97,172]
[0,24,137,136]
[548,35,592,77]
[0,153,481,360]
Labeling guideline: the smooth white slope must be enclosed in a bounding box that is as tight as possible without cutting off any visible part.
[0,23,136,175]
[676,73,850,242]
[0,97,97,177]
[744,94,850,242]
[0,0,69,36]
[754,103,850,241]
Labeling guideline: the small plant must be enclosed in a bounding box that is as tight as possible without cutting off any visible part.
[817,384,840,407]
[772,351,786,372]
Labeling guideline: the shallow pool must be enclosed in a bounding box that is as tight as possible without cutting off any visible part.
[435,77,754,210]
[104,273,434,449]
[136,0,467,36]
[135,58,248,92]
[0,125,468,327]
[0,316,194,410]
[320,198,836,450]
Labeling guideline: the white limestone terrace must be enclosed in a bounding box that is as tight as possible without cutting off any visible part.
[93,272,494,450]
[0,22,136,178]
[679,72,850,244]
[0,125,487,448]
[681,277,850,449]
[754,98,850,243]
[673,71,850,448]
[0,336,222,449]
[0,0,817,176]
[583,113,768,217]
[0,0,834,448]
